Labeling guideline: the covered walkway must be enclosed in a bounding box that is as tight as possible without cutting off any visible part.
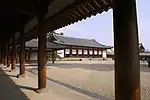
[0,0,141,100]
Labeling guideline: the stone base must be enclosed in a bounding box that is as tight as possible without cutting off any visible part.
[17,74,25,78]
[35,88,49,94]
[2,66,7,68]
[9,69,16,72]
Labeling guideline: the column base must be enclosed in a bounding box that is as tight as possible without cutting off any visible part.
[17,74,25,78]
[9,69,16,72]
[35,88,49,94]
[3,65,7,68]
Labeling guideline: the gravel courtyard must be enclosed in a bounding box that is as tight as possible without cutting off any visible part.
[28,60,150,100]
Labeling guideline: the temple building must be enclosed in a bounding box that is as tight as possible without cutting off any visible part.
[51,34,112,58]
[24,33,112,62]
[24,39,66,63]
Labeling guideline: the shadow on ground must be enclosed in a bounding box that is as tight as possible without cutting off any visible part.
[47,77,112,100]
[27,69,112,100]
[0,67,30,100]
[18,85,36,91]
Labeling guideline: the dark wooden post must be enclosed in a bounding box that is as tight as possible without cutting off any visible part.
[92,48,94,58]
[17,31,25,78]
[11,34,16,71]
[97,49,99,58]
[0,47,1,64]
[36,0,50,92]
[7,43,10,67]
[76,47,78,57]
[70,46,72,57]
[52,49,55,63]
[4,44,7,66]
[1,47,4,64]
[82,47,84,57]
[37,27,47,91]
[113,0,141,99]
[64,49,66,57]
[87,48,90,58]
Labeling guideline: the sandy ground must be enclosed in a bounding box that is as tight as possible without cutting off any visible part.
[0,60,150,100]
[30,60,150,100]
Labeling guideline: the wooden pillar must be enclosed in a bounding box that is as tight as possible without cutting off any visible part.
[0,47,1,63]
[37,26,47,90]
[64,49,66,57]
[97,49,99,57]
[1,47,4,64]
[76,47,78,57]
[113,0,141,99]
[2,47,5,64]
[52,49,55,63]
[7,44,10,67]
[70,46,72,57]
[82,47,84,57]
[11,34,16,70]
[92,48,94,58]
[87,48,90,58]
[36,0,49,92]
[4,45,7,66]
[17,31,25,77]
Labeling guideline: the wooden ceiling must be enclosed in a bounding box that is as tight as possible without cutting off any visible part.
[0,0,112,45]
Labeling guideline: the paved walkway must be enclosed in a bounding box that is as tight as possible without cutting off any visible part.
[0,65,111,100]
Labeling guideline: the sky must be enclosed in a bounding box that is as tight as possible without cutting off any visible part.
[56,0,150,49]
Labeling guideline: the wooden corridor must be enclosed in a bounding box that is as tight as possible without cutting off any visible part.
[0,0,141,99]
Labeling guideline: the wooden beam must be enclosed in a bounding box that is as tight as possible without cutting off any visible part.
[113,0,141,99]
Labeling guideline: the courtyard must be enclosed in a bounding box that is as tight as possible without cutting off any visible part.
[0,60,150,100]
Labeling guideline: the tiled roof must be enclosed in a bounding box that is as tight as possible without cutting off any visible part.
[25,39,66,49]
[52,34,112,49]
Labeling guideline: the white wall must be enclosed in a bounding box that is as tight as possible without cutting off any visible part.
[72,49,76,54]
[78,49,82,55]
[89,50,93,55]
[84,50,88,55]
[65,49,70,54]
[98,50,102,55]
[57,50,64,58]
[94,50,97,55]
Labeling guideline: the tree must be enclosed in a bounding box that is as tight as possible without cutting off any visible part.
[139,43,145,52]
[60,32,64,35]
